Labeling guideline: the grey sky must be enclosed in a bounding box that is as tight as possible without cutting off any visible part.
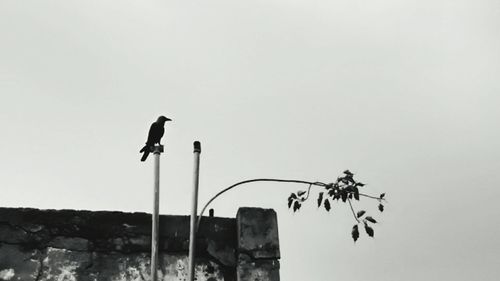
[1,0,499,280]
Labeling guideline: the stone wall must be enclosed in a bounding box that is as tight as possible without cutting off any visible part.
[0,207,280,281]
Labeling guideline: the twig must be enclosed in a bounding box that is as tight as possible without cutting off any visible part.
[358,193,384,200]
[347,198,360,223]
[302,184,313,201]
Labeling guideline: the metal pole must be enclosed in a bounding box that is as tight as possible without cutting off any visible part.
[151,145,163,281]
[188,141,201,281]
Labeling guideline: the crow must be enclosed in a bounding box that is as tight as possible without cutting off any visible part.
[140,116,172,161]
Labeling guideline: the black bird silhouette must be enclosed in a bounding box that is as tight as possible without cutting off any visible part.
[140,116,172,161]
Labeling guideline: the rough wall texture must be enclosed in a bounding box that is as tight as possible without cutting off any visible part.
[236,208,280,281]
[0,207,279,281]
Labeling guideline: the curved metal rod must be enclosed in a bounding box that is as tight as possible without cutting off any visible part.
[196,178,325,231]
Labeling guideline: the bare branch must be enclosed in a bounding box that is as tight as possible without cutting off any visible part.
[197,178,325,230]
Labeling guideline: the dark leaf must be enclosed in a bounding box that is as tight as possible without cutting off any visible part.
[317,192,324,208]
[326,183,334,189]
[365,216,377,224]
[355,182,365,187]
[297,191,306,197]
[352,225,359,242]
[328,189,335,196]
[344,170,353,176]
[324,199,331,211]
[353,187,360,200]
[378,204,384,212]
[290,193,297,200]
[288,198,293,209]
[293,201,301,212]
[356,210,366,218]
[341,191,347,202]
[348,193,353,199]
[364,222,374,237]
[380,193,385,199]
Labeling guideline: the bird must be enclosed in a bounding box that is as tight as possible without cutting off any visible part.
[140,116,172,161]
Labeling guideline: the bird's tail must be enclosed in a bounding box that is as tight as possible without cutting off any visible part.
[140,145,149,161]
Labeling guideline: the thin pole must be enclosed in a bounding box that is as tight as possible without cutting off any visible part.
[151,145,163,281]
[188,141,201,281]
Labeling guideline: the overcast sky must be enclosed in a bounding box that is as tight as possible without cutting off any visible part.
[1,1,499,280]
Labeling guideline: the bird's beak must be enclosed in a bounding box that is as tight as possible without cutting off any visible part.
[166,118,172,121]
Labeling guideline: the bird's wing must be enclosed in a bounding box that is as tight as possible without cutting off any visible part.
[158,127,165,141]
[152,126,165,144]
[146,122,159,145]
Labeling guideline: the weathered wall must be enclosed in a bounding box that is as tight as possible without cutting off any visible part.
[0,207,279,281]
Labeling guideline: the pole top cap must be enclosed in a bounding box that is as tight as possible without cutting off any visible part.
[193,141,201,153]
[152,145,164,154]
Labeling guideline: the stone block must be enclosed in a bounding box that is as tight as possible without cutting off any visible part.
[0,244,41,281]
[40,247,92,281]
[236,208,280,259]
[47,237,89,252]
[237,257,279,281]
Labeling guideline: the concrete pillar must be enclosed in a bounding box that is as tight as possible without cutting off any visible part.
[236,207,280,281]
